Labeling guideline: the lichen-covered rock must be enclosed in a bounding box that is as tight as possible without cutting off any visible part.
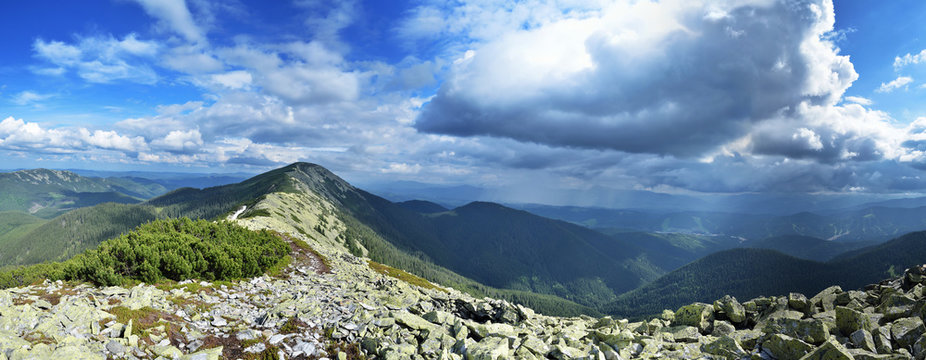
[549,344,583,360]
[836,306,874,336]
[800,339,854,360]
[891,316,925,349]
[701,335,746,358]
[762,333,814,360]
[850,329,877,352]
[763,317,830,345]
[662,325,700,343]
[714,295,746,324]
[789,292,809,313]
[812,286,843,313]
[394,311,438,332]
[674,303,714,333]
[711,320,735,337]
[731,329,763,350]
[464,336,509,360]
[872,326,893,354]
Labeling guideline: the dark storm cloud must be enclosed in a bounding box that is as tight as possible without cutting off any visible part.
[415,0,854,158]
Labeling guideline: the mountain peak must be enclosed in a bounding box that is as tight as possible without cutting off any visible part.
[7,168,82,183]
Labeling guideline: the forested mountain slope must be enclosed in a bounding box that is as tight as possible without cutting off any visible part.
[0,169,167,218]
[607,230,926,318]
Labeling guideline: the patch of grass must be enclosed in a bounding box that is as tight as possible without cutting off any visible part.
[13,298,35,306]
[325,342,368,360]
[107,306,180,340]
[23,331,55,345]
[279,316,307,335]
[290,214,300,223]
[294,238,330,269]
[293,225,309,237]
[368,260,446,292]
[246,345,281,360]
[37,286,79,305]
[154,280,215,294]
[267,255,293,278]
[166,295,212,314]
[241,209,272,219]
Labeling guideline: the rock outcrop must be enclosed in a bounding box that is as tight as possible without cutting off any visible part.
[3,240,926,360]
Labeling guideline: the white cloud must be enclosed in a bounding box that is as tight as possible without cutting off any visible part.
[0,116,146,153]
[894,49,926,69]
[77,129,147,152]
[381,162,422,174]
[11,91,54,106]
[161,45,223,74]
[219,43,361,105]
[33,34,160,84]
[131,0,205,44]
[876,76,914,93]
[416,0,858,157]
[844,96,872,105]
[209,71,253,90]
[151,129,203,153]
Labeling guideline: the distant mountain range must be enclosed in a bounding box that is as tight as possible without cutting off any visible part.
[0,169,164,218]
[517,204,926,243]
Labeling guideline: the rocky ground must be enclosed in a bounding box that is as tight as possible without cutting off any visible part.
[3,219,926,360]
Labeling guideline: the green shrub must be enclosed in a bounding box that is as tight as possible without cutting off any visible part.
[3,218,290,287]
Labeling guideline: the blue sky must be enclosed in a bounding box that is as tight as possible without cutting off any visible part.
[3,0,926,201]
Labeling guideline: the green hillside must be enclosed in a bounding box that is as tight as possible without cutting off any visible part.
[601,230,743,271]
[396,200,448,214]
[0,211,45,249]
[0,203,160,265]
[604,249,836,318]
[743,235,873,262]
[606,230,926,318]
[0,169,168,218]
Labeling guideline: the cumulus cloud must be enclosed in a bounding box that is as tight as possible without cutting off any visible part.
[744,103,900,162]
[33,34,159,84]
[415,0,858,157]
[844,96,872,105]
[876,76,914,93]
[151,129,204,153]
[209,71,252,90]
[894,49,926,69]
[0,116,146,153]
